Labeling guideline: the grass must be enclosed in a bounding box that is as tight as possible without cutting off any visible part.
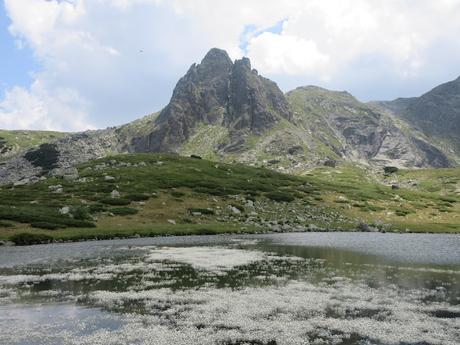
[0,153,458,244]
[0,130,65,160]
[8,223,260,245]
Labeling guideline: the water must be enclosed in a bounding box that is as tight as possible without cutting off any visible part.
[0,233,459,345]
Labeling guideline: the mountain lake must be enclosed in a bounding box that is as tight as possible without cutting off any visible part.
[0,232,459,345]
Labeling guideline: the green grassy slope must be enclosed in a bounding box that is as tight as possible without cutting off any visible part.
[0,154,458,245]
[0,130,65,160]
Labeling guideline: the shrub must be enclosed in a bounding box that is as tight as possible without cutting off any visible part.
[10,233,53,245]
[0,221,13,228]
[363,204,385,212]
[109,207,139,216]
[70,220,96,228]
[194,228,217,235]
[171,191,185,198]
[230,203,245,212]
[88,203,107,213]
[440,197,456,204]
[188,208,215,215]
[395,209,412,217]
[31,222,62,230]
[266,191,295,202]
[126,193,150,201]
[73,206,91,220]
[384,166,399,174]
[100,198,131,206]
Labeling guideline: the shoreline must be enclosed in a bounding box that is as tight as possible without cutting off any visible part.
[2,224,459,247]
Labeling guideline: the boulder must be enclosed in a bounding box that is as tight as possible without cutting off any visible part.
[324,159,337,168]
[110,190,120,198]
[59,206,70,215]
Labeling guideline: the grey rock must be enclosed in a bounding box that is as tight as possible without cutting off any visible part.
[228,205,241,214]
[59,206,70,215]
[48,184,62,191]
[110,190,120,198]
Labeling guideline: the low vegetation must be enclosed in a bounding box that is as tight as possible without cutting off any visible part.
[0,154,458,245]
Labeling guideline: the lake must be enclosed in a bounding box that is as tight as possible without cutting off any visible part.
[0,232,459,345]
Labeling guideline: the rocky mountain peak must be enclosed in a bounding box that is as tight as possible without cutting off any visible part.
[234,57,251,70]
[196,48,233,78]
[133,48,292,152]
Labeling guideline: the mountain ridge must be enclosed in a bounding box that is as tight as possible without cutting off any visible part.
[373,75,460,161]
[0,48,458,185]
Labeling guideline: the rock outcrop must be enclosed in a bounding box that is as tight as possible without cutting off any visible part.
[373,76,460,164]
[132,48,292,153]
[287,86,453,168]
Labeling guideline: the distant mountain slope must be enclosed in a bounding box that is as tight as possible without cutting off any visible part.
[374,76,460,160]
[287,86,452,168]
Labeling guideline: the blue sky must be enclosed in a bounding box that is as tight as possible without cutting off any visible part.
[1,0,460,131]
[0,6,37,98]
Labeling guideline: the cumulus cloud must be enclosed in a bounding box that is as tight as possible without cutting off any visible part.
[2,0,460,130]
[247,33,331,78]
[0,79,92,131]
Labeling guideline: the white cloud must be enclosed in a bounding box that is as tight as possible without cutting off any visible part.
[0,80,92,131]
[248,33,330,78]
[2,0,460,130]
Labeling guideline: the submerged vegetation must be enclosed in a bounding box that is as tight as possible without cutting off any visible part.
[0,153,458,244]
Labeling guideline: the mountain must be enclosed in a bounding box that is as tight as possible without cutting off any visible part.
[0,48,458,185]
[288,86,452,168]
[130,48,292,153]
[373,76,460,162]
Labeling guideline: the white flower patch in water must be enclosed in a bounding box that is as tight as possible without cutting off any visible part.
[2,280,455,345]
[145,246,267,274]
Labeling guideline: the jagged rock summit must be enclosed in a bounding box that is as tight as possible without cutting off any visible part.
[132,48,292,153]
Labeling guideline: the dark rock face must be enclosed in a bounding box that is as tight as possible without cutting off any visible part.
[287,86,454,168]
[24,144,60,172]
[375,76,460,158]
[133,48,292,152]
[226,57,292,133]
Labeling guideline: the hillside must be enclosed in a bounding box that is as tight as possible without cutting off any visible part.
[374,76,460,163]
[0,153,458,245]
[0,130,65,161]
[287,86,452,168]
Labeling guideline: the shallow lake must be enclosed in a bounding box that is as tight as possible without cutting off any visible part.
[0,232,459,345]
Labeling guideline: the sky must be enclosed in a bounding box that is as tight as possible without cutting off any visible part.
[1,0,460,132]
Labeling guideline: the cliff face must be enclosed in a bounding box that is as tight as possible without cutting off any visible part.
[287,86,453,169]
[132,48,292,153]
[374,76,460,162]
